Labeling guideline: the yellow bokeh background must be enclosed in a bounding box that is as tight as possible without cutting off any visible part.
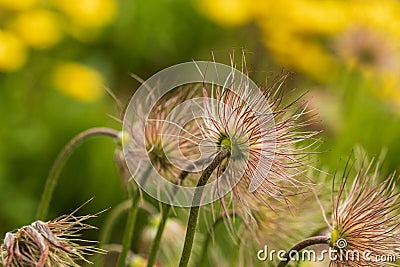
[199,0,400,111]
[53,62,105,102]
[0,30,27,71]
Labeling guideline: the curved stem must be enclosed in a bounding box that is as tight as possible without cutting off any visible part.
[277,236,330,267]
[99,200,156,247]
[178,150,230,267]
[116,185,141,267]
[100,200,132,248]
[36,127,120,220]
[95,200,131,267]
[96,200,157,266]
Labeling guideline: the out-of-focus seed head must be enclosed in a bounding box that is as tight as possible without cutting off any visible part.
[123,86,202,185]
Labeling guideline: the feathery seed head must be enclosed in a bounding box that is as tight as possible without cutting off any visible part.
[0,214,104,267]
[199,66,319,224]
[124,87,201,184]
[330,161,400,266]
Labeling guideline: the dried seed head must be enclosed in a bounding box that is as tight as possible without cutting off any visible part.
[0,213,104,267]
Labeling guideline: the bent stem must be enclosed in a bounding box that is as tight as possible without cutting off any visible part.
[95,200,132,267]
[96,200,157,267]
[178,149,230,267]
[100,200,132,249]
[277,236,330,267]
[36,127,120,220]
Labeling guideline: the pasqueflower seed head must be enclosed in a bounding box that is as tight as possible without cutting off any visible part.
[0,213,104,267]
[330,161,400,266]
[198,65,318,223]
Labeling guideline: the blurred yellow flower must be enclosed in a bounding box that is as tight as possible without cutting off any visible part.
[252,0,348,35]
[349,0,400,37]
[251,0,348,81]
[0,30,27,72]
[9,9,62,49]
[0,0,37,11]
[199,0,400,87]
[53,62,105,102]
[52,0,117,28]
[260,27,337,81]
[198,0,252,26]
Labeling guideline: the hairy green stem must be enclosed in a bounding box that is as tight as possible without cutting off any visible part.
[146,169,190,267]
[36,127,120,220]
[146,205,171,267]
[178,150,230,267]
[277,236,330,267]
[116,185,141,267]
[96,200,157,266]
[117,166,153,267]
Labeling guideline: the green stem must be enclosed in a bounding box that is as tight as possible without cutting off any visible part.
[100,200,132,248]
[36,127,120,220]
[99,200,156,249]
[95,200,131,267]
[277,236,330,267]
[146,168,190,267]
[146,205,171,267]
[178,150,230,267]
[116,185,141,267]
[117,166,153,267]
[96,200,157,267]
